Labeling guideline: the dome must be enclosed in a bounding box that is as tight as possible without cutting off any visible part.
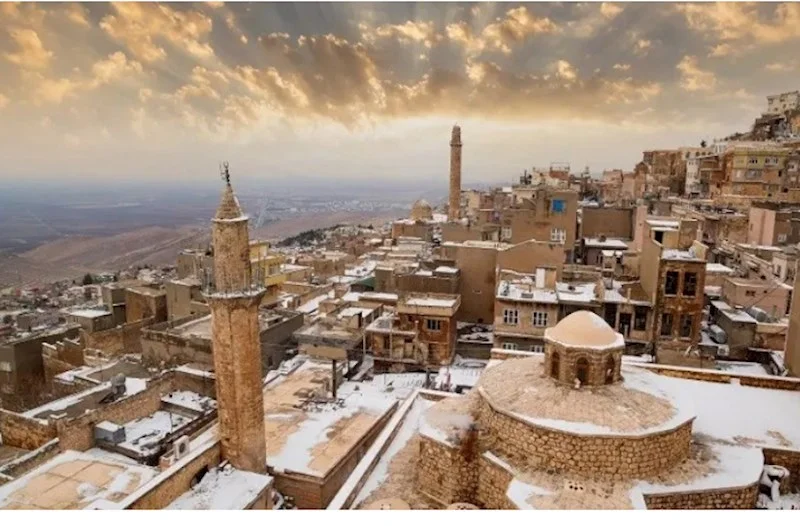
[410,198,433,221]
[544,310,624,351]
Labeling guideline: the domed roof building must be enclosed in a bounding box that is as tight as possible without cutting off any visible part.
[352,309,778,511]
[410,199,433,222]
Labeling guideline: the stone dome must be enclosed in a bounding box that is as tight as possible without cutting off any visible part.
[410,199,433,221]
[544,310,625,386]
[544,310,624,351]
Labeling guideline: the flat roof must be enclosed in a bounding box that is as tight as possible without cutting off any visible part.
[0,449,156,510]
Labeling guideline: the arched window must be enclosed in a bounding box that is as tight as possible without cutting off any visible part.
[550,352,560,379]
[576,357,589,385]
[605,356,616,384]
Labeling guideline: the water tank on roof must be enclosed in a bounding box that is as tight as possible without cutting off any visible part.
[747,306,770,323]
[111,373,126,396]
[708,325,727,344]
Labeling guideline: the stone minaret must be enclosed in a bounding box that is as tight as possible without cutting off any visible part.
[205,174,267,474]
[448,125,462,221]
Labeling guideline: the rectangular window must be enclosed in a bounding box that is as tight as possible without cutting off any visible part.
[679,315,693,338]
[551,199,566,214]
[530,344,544,353]
[683,272,697,297]
[503,309,519,325]
[426,319,442,331]
[501,227,512,241]
[660,313,673,337]
[745,290,756,297]
[634,306,648,331]
[550,228,566,243]
[532,311,548,327]
[778,234,788,243]
[502,342,518,350]
[665,271,679,295]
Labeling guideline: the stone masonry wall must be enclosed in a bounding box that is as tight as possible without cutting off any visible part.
[56,373,177,451]
[643,483,758,509]
[634,363,800,391]
[763,447,800,492]
[417,434,477,507]
[477,391,692,481]
[128,442,222,509]
[544,341,622,386]
[475,454,515,509]
[0,439,60,479]
[0,410,57,449]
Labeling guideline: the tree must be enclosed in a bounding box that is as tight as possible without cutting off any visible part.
[2,314,11,325]
[82,273,94,286]
[700,140,707,148]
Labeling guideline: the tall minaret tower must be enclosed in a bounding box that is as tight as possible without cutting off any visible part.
[205,165,267,474]
[448,124,462,221]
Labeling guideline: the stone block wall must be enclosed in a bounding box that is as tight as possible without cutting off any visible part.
[0,410,57,449]
[544,341,622,386]
[763,447,800,492]
[0,439,60,479]
[635,363,800,391]
[127,442,222,509]
[273,471,323,509]
[642,484,758,509]
[82,317,153,356]
[56,373,178,451]
[475,455,515,509]
[477,391,693,480]
[416,434,477,506]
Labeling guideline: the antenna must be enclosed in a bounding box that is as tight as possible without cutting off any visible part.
[219,161,231,184]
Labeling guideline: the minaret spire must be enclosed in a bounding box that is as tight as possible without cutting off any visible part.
[205,166,267,474]
[448,125,462,221]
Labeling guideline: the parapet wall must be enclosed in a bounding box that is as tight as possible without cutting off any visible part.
[633,363,800,391]
[0,410,57,449]
[642,484,758,509]
[476,388,693,481]
[0,439,61,480]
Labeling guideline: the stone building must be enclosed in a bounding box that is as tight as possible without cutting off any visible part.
[748,202,800,247]
[337,311,800,510]
[366,292,460,372]
[721,277,792,319]
[493,269,559,353]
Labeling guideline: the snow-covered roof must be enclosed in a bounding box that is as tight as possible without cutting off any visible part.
[434,266,459,274]
[167,464,272,510]
[584,238,628,249]
[65,308,110,319]
[297,291,335,314]
[403,297,458,308]
[706,262,734,274]
[662,248,704,262]
[497,281,558,304]
[544,311,624,351]
[555,282,597,304]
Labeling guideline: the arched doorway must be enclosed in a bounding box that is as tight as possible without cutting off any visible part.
[605,356,616,384]
[550,352,560,379]
[576,357,589,385]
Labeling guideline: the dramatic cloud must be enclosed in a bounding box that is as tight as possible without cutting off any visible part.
[678,3,800,45]
[99,3,215,62]
[446,6,559,55]
[0,2,796,180]
[4,29,53,69]
[676,55,717,92]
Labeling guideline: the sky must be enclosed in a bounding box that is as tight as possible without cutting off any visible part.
[0,1,798,185]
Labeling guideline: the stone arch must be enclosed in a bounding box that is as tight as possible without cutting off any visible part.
[605,355,616,384]
[576,357,589,385]
[550,351,560,379]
